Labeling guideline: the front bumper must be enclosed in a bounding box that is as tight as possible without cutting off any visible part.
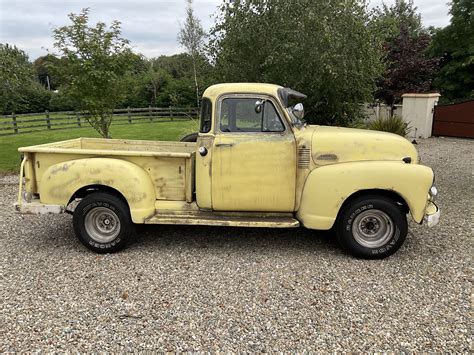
[423,201,440,228]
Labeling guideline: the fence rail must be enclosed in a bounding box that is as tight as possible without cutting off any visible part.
[0,107,198,136]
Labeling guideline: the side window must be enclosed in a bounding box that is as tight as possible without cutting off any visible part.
[200,98,212,133]
[220,98,285,133]
[263,101,285,132]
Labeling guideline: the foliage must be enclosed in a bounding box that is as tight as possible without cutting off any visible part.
[178,0,207,109]
[372,0,439,107]
[16,82,52,113]
[429,0,474,103]
[118,53,213,109]
[49,90,75,111]
[370,0,424,41]
[0,44,36,113]
[209,0,383,126]
[53,8,134,138]
[368,115,411,137]
[375,26,439,107]
[33,54,64,90]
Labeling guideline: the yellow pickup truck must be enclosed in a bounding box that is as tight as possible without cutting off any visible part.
[16,83,440,258]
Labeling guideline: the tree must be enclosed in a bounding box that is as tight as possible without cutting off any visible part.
[375,25,438,108]
[146,62,169,107]
[33,54,64,91]
[53,8,134,138]
[209,0,383,126]
[372,0,438,109]
[429,0,474,102]
[0,44,34,113]
[178,0,207,109]
[370,0,424,41]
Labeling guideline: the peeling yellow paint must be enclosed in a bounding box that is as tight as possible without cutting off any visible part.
[39,158,156,223]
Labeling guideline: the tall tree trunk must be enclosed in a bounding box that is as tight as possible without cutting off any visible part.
[152,83,157,107]
[192,56,200,110]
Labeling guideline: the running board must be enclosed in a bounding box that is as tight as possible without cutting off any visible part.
[144,213,300,228]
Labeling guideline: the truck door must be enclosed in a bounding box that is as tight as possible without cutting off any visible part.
[211,95,297,212]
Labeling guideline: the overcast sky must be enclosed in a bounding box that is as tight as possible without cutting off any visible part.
[0,0,451,60]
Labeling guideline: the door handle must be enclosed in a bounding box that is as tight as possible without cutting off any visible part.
[198,146,208,156]
[215,143,234,148]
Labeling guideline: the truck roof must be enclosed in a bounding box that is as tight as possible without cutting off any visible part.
[203,83,283,100]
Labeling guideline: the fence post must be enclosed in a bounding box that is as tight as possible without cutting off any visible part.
[127,107,132,123]
[11,112,18,134]
[170,106,174,121]
[149,106,153,121]
[45,110,51,129]
[76,112,81,127]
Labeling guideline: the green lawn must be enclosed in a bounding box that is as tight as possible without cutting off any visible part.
[0,119,199,172]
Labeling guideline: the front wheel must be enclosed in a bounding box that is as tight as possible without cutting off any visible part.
[73,192,134,253]
[336,195,408,259]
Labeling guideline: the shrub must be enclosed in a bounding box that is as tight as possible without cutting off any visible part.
[368,115,412,137]
[14,82,51,113]
[49,90,75,112]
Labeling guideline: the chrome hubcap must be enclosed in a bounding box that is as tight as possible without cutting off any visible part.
[352,209,394,248]
[84,207,121,243]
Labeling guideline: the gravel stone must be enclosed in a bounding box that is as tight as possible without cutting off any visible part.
[0,137,472,352]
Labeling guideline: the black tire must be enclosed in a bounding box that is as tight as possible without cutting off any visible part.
[336,195,407,259]
[73,192,134,253]
[180,132,198,142]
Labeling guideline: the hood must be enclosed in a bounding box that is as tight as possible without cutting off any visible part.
[306,125,418,166]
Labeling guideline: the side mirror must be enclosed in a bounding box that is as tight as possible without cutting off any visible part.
[255,100,263,114]
[292,103,304,120]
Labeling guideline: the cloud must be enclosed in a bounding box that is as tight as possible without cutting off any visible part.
[0,0,449,61]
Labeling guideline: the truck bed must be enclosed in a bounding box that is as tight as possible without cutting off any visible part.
[19,137,196,157]
[19,138,197,203]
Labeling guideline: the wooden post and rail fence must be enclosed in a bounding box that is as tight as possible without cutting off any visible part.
[0,107,198,136]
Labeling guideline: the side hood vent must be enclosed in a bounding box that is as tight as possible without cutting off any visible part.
[298,146,311,169]
[316,153,338,161]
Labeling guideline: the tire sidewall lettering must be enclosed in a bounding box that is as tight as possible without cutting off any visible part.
[339,199,406,258]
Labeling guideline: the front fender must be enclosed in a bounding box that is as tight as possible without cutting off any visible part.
[297,161,434,230]
[39,158,156,223]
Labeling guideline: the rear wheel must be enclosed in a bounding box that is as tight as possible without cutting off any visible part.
[73,192,134,253]
[336,195,407,259]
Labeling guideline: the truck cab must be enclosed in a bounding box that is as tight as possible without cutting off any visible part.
[16,83,440,258]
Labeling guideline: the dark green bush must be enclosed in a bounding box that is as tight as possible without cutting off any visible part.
[48,90,74,112]
[13,83,51,113]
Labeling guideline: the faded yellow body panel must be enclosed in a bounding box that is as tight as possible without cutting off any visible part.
[195,135,214,209]
[212,134,296,212]
[18,137,195,157]
[310,126,419,165]
[202,83,283,112]
[297,161,434,230]
[19,138,196,205]
[140,157,186,201]
[39,158,156,223]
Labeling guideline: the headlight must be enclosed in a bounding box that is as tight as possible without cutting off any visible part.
[429,186,438,202]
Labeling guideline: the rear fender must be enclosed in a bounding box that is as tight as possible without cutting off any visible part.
[297,161,434,230]
[39,158,156,223]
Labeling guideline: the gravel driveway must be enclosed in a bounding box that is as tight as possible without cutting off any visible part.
[0,137,472,352]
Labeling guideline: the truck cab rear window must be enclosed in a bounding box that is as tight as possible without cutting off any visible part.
[200,98,212,133]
